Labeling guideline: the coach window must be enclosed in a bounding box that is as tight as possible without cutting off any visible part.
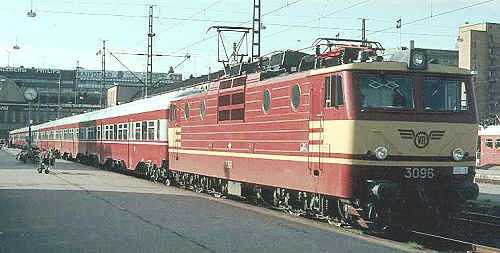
[135,122,142,140]
[97,126,101,140]
[147,121,155,140]
[291,84,301,111]
[170,104,177,122]
[123,124,128,140]
[117,125,123,140]
[184,103,190,120]
[113,125,118,140]
[142,121,147,140]
[104,126,109,140]
[262,89,271,113]
[495,139,500,149]
[200,100,207,119]
[486,138,493,149]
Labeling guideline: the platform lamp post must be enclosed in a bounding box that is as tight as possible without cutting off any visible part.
[24,88,38,153]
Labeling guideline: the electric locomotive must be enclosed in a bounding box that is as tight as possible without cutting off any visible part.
[167,38,479,227]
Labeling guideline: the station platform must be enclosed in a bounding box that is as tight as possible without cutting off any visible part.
[476,167,500,185]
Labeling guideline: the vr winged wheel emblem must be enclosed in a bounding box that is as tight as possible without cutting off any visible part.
[398,129,445,149]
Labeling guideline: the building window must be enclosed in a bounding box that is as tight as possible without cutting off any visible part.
[291,84,301,111]
[262,89,271,113]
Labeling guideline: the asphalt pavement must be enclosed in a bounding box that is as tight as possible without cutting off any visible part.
[0,149,408,253]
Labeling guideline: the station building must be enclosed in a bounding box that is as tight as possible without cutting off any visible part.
[0,66,181,140]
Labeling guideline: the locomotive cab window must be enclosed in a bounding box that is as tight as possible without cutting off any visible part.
[495,139,500,149]
[423,79,468,112]
[169,105,178,122]
[324,75,344,108]
[359,75,414,109]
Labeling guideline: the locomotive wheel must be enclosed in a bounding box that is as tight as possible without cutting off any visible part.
[367,204,385,231]
[44,169,50,174]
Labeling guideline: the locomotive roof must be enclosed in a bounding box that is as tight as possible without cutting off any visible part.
[479,125,500,136]
[10,86,203,134]
[311,62,471,76]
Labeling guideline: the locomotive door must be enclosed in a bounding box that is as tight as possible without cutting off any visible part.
[308,85,324,181]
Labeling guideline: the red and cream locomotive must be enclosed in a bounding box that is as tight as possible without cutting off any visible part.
[10,38,479,228]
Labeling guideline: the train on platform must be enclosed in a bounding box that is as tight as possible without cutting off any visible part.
[9,38,479,229]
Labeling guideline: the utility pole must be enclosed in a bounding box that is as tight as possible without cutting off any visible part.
[145,5,155,98]
[361,18,367,46]
[74,60,79,105]
[57,71,62,119]
[251,0,261,61]
[99,40,107,108]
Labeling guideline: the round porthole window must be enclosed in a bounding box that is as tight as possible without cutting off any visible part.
[262,89,271,113]
[291,84,301,111]
[184,102,190,120]
[200,100,207,119]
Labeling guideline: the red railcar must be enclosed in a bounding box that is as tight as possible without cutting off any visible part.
[478,126,500,168]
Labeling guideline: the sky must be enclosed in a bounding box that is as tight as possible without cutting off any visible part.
[0,0,499,78]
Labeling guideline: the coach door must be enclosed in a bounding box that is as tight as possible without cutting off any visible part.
[308,83,324,182]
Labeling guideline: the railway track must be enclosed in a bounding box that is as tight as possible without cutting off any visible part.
[454,211,500,229]
[410,231,499,253]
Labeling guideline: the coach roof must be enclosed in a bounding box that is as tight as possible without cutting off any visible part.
[12,86,203,133]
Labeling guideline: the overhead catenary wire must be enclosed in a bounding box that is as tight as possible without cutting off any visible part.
[172,0,306,54]
[109,52,146,85]
[367,0,497,35]
[264,0,373,39]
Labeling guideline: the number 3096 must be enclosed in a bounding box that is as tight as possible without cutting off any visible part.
[403,168,434,179]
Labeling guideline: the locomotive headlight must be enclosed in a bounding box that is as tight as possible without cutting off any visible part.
[408,49,428,70]
[412,53,425,66]
[452,148,465,161]
[374,146,389,160]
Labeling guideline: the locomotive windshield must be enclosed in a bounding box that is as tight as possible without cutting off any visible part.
[359,75,414,109]
[423,79,469,112]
